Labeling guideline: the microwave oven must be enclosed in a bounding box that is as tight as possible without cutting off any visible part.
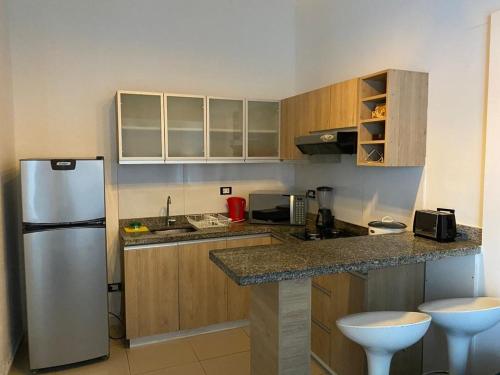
[249,191,307,225]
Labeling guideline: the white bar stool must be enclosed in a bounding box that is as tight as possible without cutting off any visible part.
[419,297,500,375]
[336,311,431,375]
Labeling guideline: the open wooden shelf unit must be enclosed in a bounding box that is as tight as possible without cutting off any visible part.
[357,69,428,167]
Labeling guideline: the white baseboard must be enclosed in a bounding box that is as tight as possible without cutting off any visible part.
[129,320,249,348]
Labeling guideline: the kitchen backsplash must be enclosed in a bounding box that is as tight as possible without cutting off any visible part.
[294,155,425,227]
[117,163,295,219]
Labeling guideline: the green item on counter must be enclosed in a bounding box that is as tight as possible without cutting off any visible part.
[129,221,141,229]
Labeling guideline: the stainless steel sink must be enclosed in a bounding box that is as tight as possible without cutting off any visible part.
[151,227,196,235]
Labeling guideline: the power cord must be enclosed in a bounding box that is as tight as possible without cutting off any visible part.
[108,312,125,340]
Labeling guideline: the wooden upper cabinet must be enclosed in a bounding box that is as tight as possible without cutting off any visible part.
[330,79,359,129]
[357,69,428,167]
[179,239,228,330]
[280,96,304,160]
[306,86,331,133]
[124,244,179,339]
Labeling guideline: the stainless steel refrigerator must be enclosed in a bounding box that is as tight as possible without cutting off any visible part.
[20,158,109,371]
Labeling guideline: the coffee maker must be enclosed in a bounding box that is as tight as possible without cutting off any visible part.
[316,186,334,238]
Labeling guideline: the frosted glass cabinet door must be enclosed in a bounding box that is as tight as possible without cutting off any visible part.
[118,91,164,161]
[208,98,245,159]
[166,95,206,159]
[247,100,280,158]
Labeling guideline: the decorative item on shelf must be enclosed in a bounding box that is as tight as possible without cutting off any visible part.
[366,148,384,163]
[372,103,386,119]
[372,132,384,141]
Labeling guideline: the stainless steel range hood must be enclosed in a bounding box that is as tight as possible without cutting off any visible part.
[294,131,357,155]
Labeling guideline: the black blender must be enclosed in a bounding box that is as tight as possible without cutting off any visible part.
[316,186,334,238]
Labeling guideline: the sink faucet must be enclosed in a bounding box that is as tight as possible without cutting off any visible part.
[166,195,173,226]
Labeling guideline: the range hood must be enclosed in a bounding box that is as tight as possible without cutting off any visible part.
[294,131,357,155]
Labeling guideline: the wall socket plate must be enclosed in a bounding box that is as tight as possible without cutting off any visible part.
[220,186,232,195]
[108,283,122,293]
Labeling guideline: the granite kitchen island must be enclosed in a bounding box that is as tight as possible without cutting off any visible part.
[209,230,481,375]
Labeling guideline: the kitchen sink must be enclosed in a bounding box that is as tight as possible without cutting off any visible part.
[151,226,197,235]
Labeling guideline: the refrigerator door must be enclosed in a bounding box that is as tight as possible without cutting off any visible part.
[24,227,108,370]
[21,159,105,224]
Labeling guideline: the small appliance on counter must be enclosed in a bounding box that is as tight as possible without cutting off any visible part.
[368,216,407,235]
[249,191,306,225]
[316,186,334,238]
[413,208,457,242]
[227,197,246,222]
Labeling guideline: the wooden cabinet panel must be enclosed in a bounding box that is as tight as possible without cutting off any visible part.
[367,264,425,375]
[312,275,334,293]
[330,273,366,375]
[357,69,428,167]
[306,86,331,133]
[280,96,303,160]
[227,236,272,321]
[311,286,332,329]
[124,245,179,339]
[312,320,330,366]
[331,79,358,129]
[179,239,228,329]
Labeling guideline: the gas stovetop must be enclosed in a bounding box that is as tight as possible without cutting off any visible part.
[290,228,358,241]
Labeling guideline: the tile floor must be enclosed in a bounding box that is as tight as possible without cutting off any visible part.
[9,327,327,375]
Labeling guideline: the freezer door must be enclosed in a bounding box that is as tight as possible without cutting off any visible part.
[21,159,105,224]
[24,227,108,370]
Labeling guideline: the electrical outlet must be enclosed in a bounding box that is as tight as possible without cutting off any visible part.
[220,186,232,195]
[108,283,122,293]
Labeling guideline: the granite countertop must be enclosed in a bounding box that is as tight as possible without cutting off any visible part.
[119,215,481,288]
[209,229,482,286]
[119,215,308,247]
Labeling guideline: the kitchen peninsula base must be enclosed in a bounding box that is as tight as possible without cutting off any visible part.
[250,278,312,375]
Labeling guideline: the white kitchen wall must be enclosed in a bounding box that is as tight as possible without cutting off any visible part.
[0,0,23,373]
[118,163,295,219]
[473,10,500,374]
[6,0,297,285]
[294,0,500,227]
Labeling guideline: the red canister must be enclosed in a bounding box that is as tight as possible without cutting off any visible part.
[227,197,246,222]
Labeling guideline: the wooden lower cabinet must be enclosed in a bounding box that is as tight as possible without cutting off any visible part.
[179,239,228,330]
[311,320,330,366]
[329,273,366,375]
[311,265,425,375]
[124,244,179,339]
[226,236,272,321]
[311,274,365,375]
[124,234,273,339]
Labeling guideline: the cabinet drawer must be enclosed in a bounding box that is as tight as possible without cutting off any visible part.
[312,320,330,366]
[312,286,332,329]
[312,274,333,294]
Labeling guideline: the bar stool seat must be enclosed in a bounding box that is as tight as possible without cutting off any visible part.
[419,297,500,375]
[337,311,431,375]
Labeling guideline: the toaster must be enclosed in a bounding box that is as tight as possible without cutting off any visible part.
[413,208,457,242]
